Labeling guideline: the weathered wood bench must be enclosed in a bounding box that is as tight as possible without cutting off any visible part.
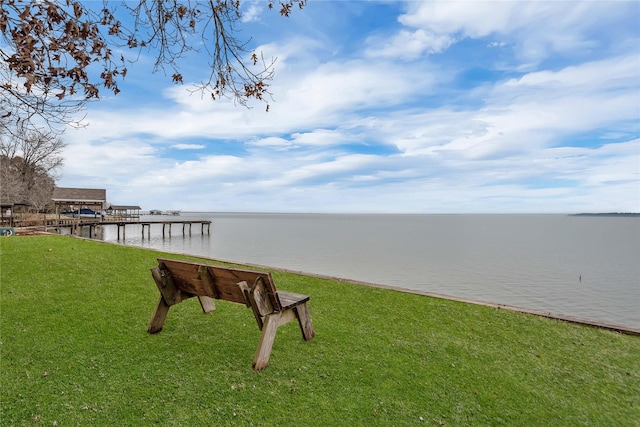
[147,258,315,370]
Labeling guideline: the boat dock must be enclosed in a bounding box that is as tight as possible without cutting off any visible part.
[117,220,211,240]
[36,218,211,240]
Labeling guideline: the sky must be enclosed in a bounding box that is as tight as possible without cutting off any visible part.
[58,0,640,213]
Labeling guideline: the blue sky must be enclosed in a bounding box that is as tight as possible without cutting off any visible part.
[58,1,640,213]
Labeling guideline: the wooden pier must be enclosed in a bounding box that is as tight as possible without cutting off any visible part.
[136,220,212,240]
[42,218,211,240]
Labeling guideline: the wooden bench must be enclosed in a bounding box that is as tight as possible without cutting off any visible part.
[147,258,315,370]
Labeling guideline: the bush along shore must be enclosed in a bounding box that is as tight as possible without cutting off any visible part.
[1,235,639,426]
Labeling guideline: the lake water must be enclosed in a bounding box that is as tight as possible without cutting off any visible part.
[99,213,640,330]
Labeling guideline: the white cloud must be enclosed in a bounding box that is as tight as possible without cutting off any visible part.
[291,129,357,147]
[379,52,640,160]
[501,54,638,92]
[54,1,639,213]
[74,52,434,144]
[366,29,455,59]
[171,143,205,150]
[247,129,355,149]
[371,1,635,66]
[241,3,264,23]
[398,1,518,36]
[246,136,291,148]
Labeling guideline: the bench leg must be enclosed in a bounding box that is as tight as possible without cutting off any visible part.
[295,302,315,341]
[148,295,170,334]
[253,313,280,371]
[198,296,216,313]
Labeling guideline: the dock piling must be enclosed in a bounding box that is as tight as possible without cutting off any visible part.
[46,219,211,240]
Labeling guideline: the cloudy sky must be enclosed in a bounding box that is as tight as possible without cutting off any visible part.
[58,1,640,213]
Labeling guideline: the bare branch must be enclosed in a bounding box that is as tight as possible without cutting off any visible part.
[0,127,64,207]
[1,0,306,132]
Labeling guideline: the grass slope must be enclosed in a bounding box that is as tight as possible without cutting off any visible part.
[1,235,639,426]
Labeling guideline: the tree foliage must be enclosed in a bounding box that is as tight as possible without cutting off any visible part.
[0,0,306,134]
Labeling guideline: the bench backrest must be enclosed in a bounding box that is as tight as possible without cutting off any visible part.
[157,258,282,311]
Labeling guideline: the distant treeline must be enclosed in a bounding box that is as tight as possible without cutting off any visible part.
[571,213,640,217]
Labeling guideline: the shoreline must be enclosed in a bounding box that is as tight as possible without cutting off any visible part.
[101,233,639,337]
[204,255,640,337]
[25,232,640,336]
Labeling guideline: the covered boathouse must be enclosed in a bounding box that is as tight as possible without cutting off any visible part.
[51,187,106,218]
[106,205,142,220]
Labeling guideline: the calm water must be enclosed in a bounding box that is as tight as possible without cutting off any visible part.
[99,213,640,329]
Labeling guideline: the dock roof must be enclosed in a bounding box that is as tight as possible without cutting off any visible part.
[108,205,142,210]
[52,187,106,203]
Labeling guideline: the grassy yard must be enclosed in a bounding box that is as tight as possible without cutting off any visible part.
[1,235,639,426]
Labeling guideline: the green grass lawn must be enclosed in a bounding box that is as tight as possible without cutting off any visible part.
[1,235,639,426]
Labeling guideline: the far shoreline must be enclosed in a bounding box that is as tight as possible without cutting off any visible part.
[570,212,640,217]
